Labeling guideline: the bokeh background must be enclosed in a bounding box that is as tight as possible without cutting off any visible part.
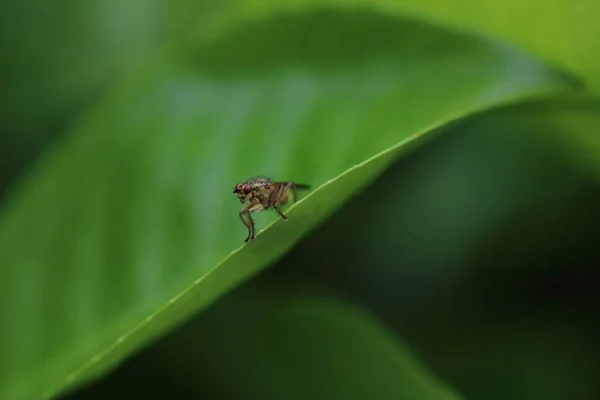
[1,1,600,399]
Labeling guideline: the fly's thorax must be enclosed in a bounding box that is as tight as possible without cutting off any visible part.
[249,177,271,187]
[253,186,272,205]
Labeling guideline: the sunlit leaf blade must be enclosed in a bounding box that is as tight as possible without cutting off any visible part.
[380,0,600,90]
[0,8,574,400]
[201,0,598,89]
[153,284,463,399]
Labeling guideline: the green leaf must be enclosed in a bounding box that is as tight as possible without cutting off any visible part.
[151,283,463,399]
[0,0,165,196]
[494,97,600,182]
[368,0,600,89]
[171,0,600,90]
[0,8,573,400]
[218,0,599,90]
[0,0,163,132]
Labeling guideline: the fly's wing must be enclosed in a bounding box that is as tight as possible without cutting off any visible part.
[293,183,310,190]
[267,182,311,207]
[271,182,310,190]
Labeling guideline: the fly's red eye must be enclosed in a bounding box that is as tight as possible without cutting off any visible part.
[243,184,252,194]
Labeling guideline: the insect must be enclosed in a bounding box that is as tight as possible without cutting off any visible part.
[233,177,310,243]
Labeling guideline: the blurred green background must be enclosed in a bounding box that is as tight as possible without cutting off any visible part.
[1,1,599,399]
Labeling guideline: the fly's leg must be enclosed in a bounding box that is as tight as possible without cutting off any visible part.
[241,203,264,242]
[268,183,293,222]
[271,183,293,208]
[291,183,298,203]
[268,183,285,208]
[246,212,255,242]
[239,208,253,242]
[274,206,288,221]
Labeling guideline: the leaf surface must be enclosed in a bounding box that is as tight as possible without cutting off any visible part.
[384,0,600,90]
[154,284,464,400]
[197,0,598,89]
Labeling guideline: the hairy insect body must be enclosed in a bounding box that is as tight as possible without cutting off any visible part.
[249,179,272,204]
[233,177,309,243]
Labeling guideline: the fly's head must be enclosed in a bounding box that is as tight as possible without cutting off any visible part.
[233,182,253,203]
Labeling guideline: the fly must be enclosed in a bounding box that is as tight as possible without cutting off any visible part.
[233,177,310,242]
